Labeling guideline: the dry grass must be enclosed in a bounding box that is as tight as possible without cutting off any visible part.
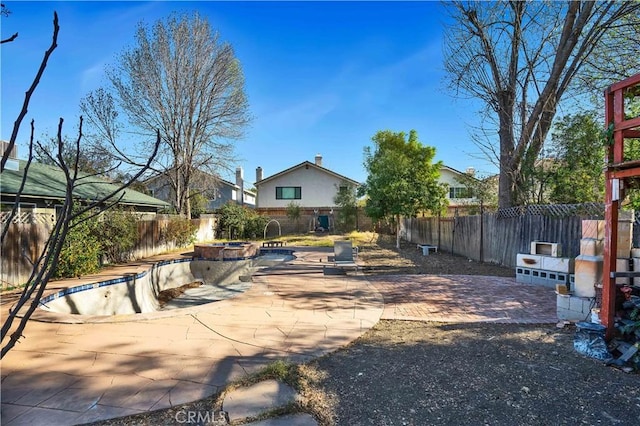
[87,359,337,426]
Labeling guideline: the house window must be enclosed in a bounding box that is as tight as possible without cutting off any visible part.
[276,186,301,200]
[449,187,472,199]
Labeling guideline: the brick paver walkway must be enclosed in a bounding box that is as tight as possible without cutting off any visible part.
[369,274,557,323]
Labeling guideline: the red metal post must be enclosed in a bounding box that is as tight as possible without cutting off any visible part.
[601,73,640,340]
[601,173,618,340]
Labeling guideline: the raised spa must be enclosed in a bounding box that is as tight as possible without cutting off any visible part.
[38,246,294,316]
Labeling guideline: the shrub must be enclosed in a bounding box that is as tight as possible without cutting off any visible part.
[162,217,198,247]
[54,207,102,278]
[217,202,269,239]
[100,208,139,263]
[286,201,302,232]
[245,211,270,239]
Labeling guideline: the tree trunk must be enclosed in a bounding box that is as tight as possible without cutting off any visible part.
[497,88,516,210]
[396,215,401,249]
[498,151,516,209]
[185,187,192,219]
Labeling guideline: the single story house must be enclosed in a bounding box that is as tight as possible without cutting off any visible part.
[1,158,170,224]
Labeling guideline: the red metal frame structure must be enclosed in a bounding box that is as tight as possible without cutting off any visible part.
[602,73,640,340]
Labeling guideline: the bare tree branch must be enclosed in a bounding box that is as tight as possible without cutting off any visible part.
[101,12,251,218]
[1,32,18,43]
[443,1,640,208]
[1,12,58,172]
[1,11,162,358]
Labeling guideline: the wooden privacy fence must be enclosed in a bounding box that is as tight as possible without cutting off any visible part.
[401,208,609,269]
[1,216,217,289]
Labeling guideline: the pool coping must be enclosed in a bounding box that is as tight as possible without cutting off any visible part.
[12,248,296,324]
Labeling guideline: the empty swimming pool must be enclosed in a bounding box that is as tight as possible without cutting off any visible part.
[38,249,295,316]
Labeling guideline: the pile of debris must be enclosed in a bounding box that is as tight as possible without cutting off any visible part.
[607,287,640,372]
[573,286,639,373]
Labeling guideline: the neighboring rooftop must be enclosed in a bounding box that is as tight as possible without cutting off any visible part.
[1,159,170,209]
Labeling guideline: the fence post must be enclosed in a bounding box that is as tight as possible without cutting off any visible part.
[451,207,458,255]
[480,201,484,263]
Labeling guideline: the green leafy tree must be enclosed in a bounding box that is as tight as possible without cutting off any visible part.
[547,112,605,204]
[189,192,209,219]
[218,202,267,239]
[244,210,269,239]
[333,182,358,232]
[443,1,640,209]
[361,130,447,248]
[218,202,247,239]
[454,172,498,213]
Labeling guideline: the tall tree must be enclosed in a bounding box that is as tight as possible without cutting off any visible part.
[443,1,640,209]
[86,12,251,218]
[361,130,447,248]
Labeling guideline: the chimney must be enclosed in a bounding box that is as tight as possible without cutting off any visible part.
[256,166,263,182]
[1,140,17,159]
[236,167,243,186]
[315,154,322,167]
[1,140,19,171]
[236,167,244,205]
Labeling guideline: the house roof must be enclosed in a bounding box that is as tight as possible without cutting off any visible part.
[144,169,256,195]
[218,177,257,195]
[440,165,480,180]
[1,160,170,209]
[254,161,360,187]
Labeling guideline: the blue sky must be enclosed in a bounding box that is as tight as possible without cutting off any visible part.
[1,1,491,185]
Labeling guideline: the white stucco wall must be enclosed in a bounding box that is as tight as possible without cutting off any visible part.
[439,168,463,187]
[257,166,351,208]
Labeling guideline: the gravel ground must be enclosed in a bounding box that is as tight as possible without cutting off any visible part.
[88,235,640,426]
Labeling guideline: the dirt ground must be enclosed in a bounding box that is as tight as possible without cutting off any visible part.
[89,235,640,426]
[358,235,516,277]
[312,236,639,425]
